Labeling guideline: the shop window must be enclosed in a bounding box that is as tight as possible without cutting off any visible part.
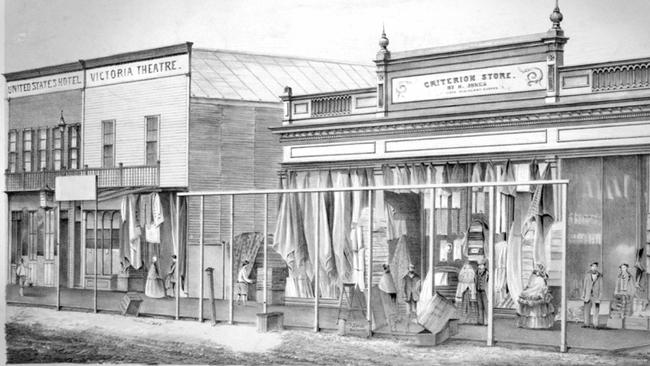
[145,115,159,166]
[23,129,33,172]
[53,127,63,170]
[10,212,22,264]
[8,130,17,173]
[68,124,80,169]
[27,211,38,260]
[85,210,121,275]
[44,210,56,260]
[38,128,48,170]
[102,120,115,168]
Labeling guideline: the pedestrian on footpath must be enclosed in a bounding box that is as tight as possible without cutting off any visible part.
[16,258,28,296]
[582,261,602,328]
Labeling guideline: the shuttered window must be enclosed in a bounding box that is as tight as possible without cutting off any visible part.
[8,130,17,173]
[145,115,159,166]
[38,128,48,170]
[68,124,80,169]
[102,120,115,168]
[23,129,33,172]
[53,127,63,170]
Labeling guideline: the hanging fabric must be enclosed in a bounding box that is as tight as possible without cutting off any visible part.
[120,197,128,224]
[494,238,508,306]
[484,161,497,184]
[471,162,483,192]
[529,159,540,182]
[390,235,411,299]
[152,193,164,227]
[500,160,517,196]
[506,221,523,309]
[350,169,368,291]
[332,170,354,285]
[382,164,393,186]
[127,194,142,269]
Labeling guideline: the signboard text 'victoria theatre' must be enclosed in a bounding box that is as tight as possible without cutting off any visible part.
[391,62,547,103]
[86,54,188,87]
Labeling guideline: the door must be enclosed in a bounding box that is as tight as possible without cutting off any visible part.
[59,212,69,287]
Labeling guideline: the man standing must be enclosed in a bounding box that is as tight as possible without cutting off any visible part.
[582,262,603,328]
[166,255,177,297]
[476,258,489,325]
[403,263,421,317]
[16,258,28,296]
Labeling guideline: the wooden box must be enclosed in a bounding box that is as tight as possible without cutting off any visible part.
[257,312,284,332]
[120,293,143,317]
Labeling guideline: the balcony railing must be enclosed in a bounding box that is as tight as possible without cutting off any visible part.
[5,162,159,192]
[592,61,650,92]
[311,95,352,117]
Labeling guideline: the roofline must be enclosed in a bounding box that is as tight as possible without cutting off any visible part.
[5,42,194,81]
[83,42,193,69]
[384,31,566,62]
[4,62,83,82]
[192,46,374,67]
[560,56,650,71]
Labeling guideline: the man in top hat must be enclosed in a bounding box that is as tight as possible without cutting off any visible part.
[582,261,602,328]
[476,258,489,325]
[403,263,421,316]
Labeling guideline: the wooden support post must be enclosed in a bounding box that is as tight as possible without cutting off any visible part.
[263,193,269,314]
[314,192,320,332]
[487,186,496,346]
[199,196,205,322]
[229,194,234,325]
[366,190,373,337]
[560,183,568,353]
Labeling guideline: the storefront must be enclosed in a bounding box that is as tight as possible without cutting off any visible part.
[272,8,650,332]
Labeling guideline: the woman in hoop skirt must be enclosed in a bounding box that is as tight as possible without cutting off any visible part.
[145,255,166,298]
[517,263,555,329]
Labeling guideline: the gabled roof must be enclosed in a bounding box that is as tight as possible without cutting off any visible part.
[191,48,376,102]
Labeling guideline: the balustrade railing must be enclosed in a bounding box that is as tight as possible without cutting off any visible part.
[311,95,352,117]
[5,163,160,191]
[592,62,650,92]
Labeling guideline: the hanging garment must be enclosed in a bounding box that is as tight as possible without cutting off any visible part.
[152,193,164,226]
[390,235,411,299]
[506,221,523,309]
[471,163,483,192]
[382,165,394,186]
[120,196,128,224]
[440,163,452,197]
[146,224,161,244]
[453,237,464,261]
[484,161,497,184]
[529,160,540,182]
[494,240,508,306]
[127,195,142,269]
[500,160,517,196]
[332,170,354,285]
[439,240,451,262]
[273,172,308,274]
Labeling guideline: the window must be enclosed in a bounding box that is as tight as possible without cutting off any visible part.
[45,210,56,260]
[145,115,159,166]
[68,124,80,169]
[23,129,33,172]
[85,210,121,275]
[8,130,17,173]
[102,120,115,168]
[38,128,48,170]
[53,127,63,170]
[27,211,38,260]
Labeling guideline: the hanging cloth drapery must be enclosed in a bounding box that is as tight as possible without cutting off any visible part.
[494,238,509,306]
[350,168,369,291]
[506,220,523,309]
[332,170,354,285]
[471,162,483,192]
[127,194,142,269]
[390,235,412,299]
[152,193,164,226]
[484,161,497,184]
[500,160,517,196]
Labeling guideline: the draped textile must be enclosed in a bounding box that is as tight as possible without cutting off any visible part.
[332,170,354,284]
[350,169,369,290]
[471,163,483,192]
[273,172,309,275]
[500,160,517,195]
[506,221,523,308]
[168,193,187,295]
[390,235,412,299]
[484,161,497,184]
[494,240,508,305]
[126,195,142,269]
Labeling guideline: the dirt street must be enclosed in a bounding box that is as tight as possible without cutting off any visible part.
[5,306,650,365]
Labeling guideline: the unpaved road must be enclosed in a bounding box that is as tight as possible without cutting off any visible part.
[5,306,650,365]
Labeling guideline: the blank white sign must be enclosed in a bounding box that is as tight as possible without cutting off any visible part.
[55,175,97,201]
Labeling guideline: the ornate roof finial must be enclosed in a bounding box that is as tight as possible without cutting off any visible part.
[549,0,563,30]
[379,24,389,51]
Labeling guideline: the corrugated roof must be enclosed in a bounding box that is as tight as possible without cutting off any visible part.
[191,49,376,102]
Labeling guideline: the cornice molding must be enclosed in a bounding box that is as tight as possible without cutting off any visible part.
[278,103,650,143]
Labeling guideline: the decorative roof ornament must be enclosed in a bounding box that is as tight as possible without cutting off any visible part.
[378,24,389,52]
[549,0,563,30]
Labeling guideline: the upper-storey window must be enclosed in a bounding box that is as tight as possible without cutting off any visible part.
[68,124,80,170]
[38,128,48,171]
[23,129,33,172]
[53,127,63,170]
[8,130,17,173]
[102,120,115,168]
[145,115,159,166]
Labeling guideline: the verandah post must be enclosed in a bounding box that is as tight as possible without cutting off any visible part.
[199,196,204,322]
[314,191,320,332]
[229,194,234,325]
[366,189,373,337]
[487,185,496,346]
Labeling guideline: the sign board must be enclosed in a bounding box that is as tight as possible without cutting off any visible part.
[7,71,84,98]
[86,54,188,87]
[55,175,97,201]
[392,62,547,103]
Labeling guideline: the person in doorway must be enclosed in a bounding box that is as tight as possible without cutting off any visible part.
[476,258,489,325]
[144,256,166,298]
[379,264,397,303]
[165,255,177,297]
[16,258,28,296]
[236,260,254,306]
[613,263,634,316]
[581,262,602,328]
[403,263,421,317]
